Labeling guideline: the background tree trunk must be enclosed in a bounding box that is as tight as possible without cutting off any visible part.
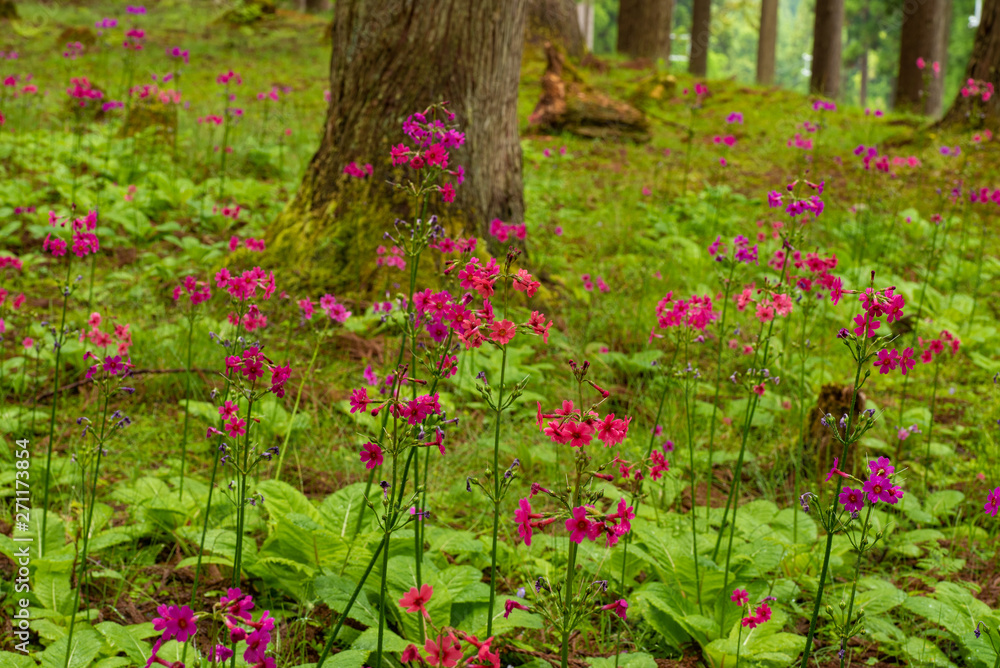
[756,0,778,85]
[926,0,952,116]
[689,0,711,76]
[268,0,527,289]
[0,0,17,20]
[942,0,1000,127]
[298,0,329,12]
[809,0,843,97]
[527,0,584,58]
[895,0,940,113]
[617,0,673,61]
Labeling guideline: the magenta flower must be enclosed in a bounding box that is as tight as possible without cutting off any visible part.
[359,442,383,469]
[868,456,894,478]
[220,587,255,620]
[839,487,864,513]
[595,414,629,447]
[152,604,198,642]
[399,583,433,618]
[852,312,880,337]
[731,589,749,606]
[514,498,536,546]
[504,598,530,618]
[862,475,895,505]
[565,506,592,544]
[601,599,628,620]
[349,388,370,414]
[985,487,1000,516]
[225,417,246,439]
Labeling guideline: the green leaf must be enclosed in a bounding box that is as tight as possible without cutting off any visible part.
[901,637,957,667]
[587,652,657,668]
[39,629,105,668]
[0,651,37,668]
[94,622,153,664]
[314,574,380,627]
[349,627,409,652]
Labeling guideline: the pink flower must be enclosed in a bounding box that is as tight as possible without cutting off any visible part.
[152,604,198,642]
[916,57,926,69]
[504,598,530,618]
[399,584,433,618]
[852,312,880,338]
[985,487,1000,517]
[424,634,463,667]
[218,401,239,420]
[225,417,247,439]
[565,506,592,544]
[601,599,628,620]
[401,645,422,663]
[514,498,536,546]
[350,388,370,413]
[489,319,516,345]
[839,487,864,513]
[863,474,895,505]
[596,413,629,447]
[731,589,749,606]
[360,442,383,469]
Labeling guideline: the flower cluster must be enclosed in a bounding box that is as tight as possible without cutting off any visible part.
[580,273,608,292]
[918,329,960,363]
[831,456,905,514]
[376,245,406,270]
[564,498,635,547]
[655,292,719,331]
[297,294,351,323]
[343,161,373,179]
[489,218,527,243]
[172,276,212,305]
[389,103,465,202]
[708,234,760,265]
[535,400,630,448]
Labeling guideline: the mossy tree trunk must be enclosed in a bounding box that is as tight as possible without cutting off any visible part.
[527,0,584,58]
[617,0,673,61]
[941,0,1000,128]
[269,0,527,290]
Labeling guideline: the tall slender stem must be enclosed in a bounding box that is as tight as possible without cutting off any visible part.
[839,503,874,668]
[178,307,195,496]
[682,338,703,613]
[800,358,866,667]
[41,257,74,557]
[486,344,508,638]
[705,267,735,521]
[924,358,941,489]
[274,326,325,482]
[374,450,400,668]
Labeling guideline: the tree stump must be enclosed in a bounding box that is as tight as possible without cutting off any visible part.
[528,43,650,142]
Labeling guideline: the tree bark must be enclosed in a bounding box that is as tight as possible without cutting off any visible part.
[268,0,527,288]
[527,0,584,58]
[809,0,843,97]
[689,0,711,76]
[756,0,778,85]
[942,0,1000,127]
[926,0,952,116]
[895,0,940,113]
[0,0,17,20]
[617,0,673,61]
[298,0,329,11]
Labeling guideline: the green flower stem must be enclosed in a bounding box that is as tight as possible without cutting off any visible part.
[706,266,736,521]
[64,391,111,668]
[315,534,386,667]
[924,357,942,489]
[231,395,255,586]
[486,341,509,638]
[41,256,74,558]
[839,503,875,668]
[682,337,703,613]
[374,446,400,668]
[799,355,866,668]
[560,466,583,668]
[793,308,809,543]
[178,304,195,497]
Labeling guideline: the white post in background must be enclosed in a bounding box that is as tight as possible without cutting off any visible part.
[576,1,595,51]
